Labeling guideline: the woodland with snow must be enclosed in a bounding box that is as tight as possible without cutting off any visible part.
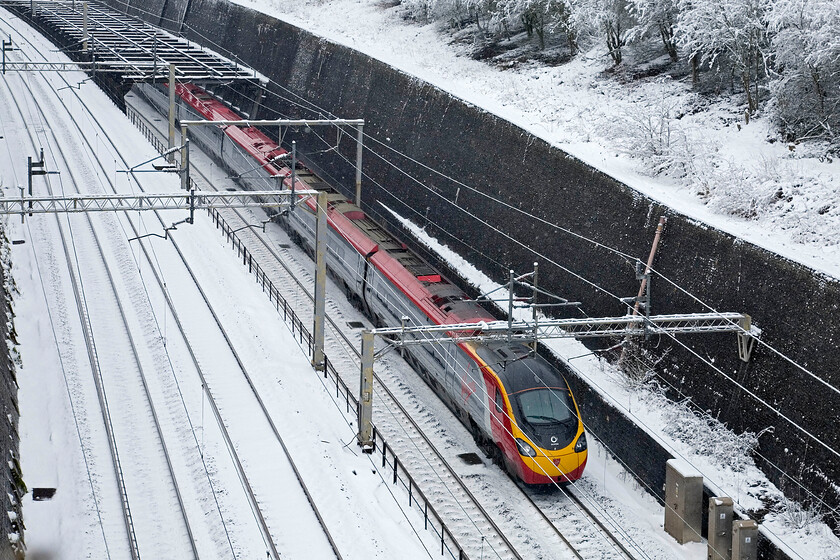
[386,0,840,250]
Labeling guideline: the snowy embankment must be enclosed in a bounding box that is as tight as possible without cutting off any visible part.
[235,0,840,281]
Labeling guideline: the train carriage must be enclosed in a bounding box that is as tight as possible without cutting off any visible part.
[148,81,588,484]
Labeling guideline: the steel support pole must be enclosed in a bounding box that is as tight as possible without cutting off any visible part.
[27,156,32,217]
[168,63,176,162]
[312,191,327,371]
[82,2,89,52]
[355,124,364,207]
[507,269,514,342]
[181,137,190,191]
[532,262,539,353]
[180,124,187,168]
[358,331,375,452]
[290,141,296,210]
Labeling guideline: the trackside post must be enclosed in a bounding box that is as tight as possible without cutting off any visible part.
[358,330,374,452]
[312,191,327,370]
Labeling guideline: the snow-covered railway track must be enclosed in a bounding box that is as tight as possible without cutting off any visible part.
[124,93,591,560]
[524,485,638,559]
[128,71,653,560]
[0,13,344,560]
[121,100,522,558]
[0,46,199,560]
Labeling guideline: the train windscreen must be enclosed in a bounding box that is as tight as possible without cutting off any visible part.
[516,388,575,425]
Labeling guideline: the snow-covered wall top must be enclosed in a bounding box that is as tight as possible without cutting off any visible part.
[107,0,840,535]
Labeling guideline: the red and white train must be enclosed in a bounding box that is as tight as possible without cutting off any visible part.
[142,82,588,484]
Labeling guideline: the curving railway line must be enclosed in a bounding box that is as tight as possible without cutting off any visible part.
[2,6,684,560]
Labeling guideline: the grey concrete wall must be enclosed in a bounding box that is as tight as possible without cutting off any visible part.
[110,0,839,546]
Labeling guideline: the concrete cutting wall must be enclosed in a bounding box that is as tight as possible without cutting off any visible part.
[109,0,839,544]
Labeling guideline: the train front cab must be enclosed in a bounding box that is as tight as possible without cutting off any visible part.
[479,344,588,485]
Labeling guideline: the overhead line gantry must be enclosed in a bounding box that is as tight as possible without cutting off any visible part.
[0,0,260,84]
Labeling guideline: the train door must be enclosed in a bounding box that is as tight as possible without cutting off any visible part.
[491,383,509,444]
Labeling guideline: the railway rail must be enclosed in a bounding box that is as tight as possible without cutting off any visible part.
[0,13,342,560]
[128,90,526,560]
[129,84,648,559]
[3,6,662,558]
[1,36,198,560]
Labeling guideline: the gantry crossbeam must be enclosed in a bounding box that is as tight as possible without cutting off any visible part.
[0,190,315,215]
[371,313,757,345]
[0,0,258,83]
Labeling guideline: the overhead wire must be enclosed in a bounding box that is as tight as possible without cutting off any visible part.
[72,0,840,540]
[261,128,838,552]
[207,75,840,522]
[5,25,248,557]
[274,96,840,462]
[285,195,650,558]
[188,32,840,409]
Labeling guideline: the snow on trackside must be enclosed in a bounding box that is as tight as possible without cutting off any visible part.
[232,0,840,280]
[384,202,840,559]
[0,12,434,558]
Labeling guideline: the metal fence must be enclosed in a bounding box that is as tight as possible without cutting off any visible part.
[208,206,468,560]
[129,103,470,558]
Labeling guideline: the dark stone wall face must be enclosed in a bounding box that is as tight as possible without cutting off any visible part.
[111,0,840,535]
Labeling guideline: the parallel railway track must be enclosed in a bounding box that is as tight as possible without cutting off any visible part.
[0,12,342,560]
[3,5,655,558]
[129,83,645,560]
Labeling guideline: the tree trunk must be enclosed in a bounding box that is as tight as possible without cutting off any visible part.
[659,22,678,62]
[691,53,699,87]
[536,12,545,50]
[742,70,756,115]
[606,21,623,65]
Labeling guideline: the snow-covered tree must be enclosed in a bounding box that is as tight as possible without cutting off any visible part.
[578,0,634,64]
[513,0,578,50]
[628,0,679,61]
[676,0,770,114]
[768,0,840,148]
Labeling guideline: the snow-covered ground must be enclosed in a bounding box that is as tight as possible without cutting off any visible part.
[0,10,435,559]
[232,0,840,281]
[2,2,838,559]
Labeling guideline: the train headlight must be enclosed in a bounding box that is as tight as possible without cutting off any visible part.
[515,438,538,457]
[574,433,587,453]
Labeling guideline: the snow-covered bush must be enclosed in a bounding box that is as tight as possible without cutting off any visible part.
[767,0,840,152]
[660,395,765,473]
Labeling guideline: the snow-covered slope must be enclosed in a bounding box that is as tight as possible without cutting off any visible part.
[233,0,840,280]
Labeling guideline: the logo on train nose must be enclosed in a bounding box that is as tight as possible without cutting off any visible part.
[551,436,558,444]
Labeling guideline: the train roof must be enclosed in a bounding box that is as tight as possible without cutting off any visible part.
[475,342,569,393]
[176,83,497,329]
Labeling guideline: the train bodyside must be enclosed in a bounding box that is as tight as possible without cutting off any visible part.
[167,83,587,484]
[286,193,587,484]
